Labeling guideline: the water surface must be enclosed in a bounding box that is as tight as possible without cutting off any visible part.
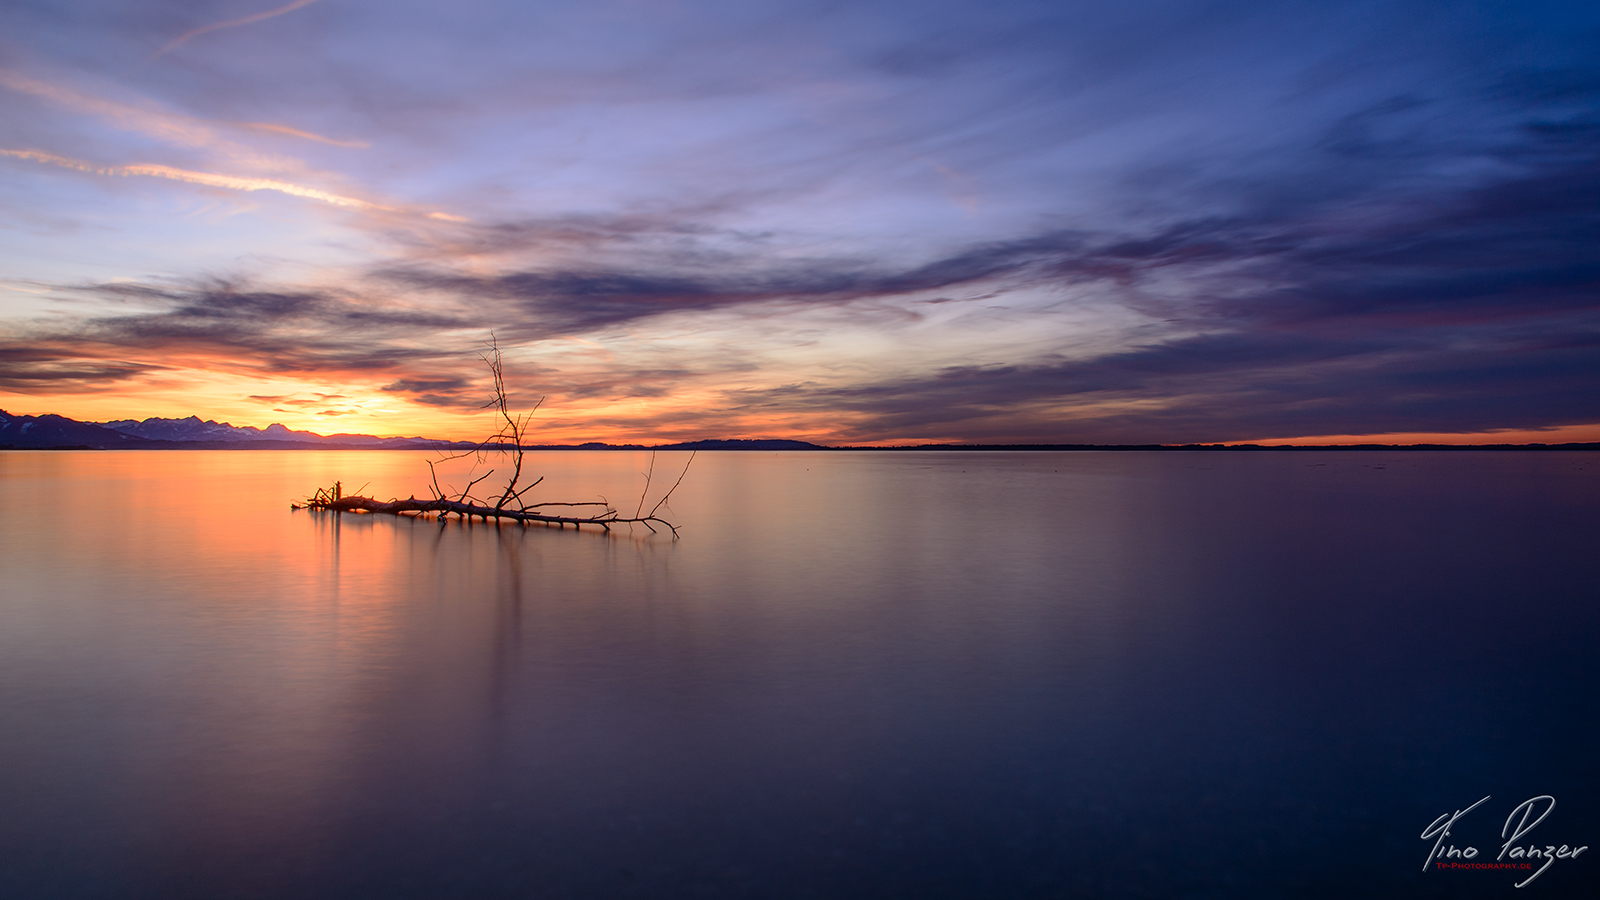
[1,450,1596,898]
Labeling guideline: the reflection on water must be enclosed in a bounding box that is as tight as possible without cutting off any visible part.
[0,450,1597,898]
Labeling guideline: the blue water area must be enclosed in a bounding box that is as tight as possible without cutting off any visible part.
[0,450,1595,898]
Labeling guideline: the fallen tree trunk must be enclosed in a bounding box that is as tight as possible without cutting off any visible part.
[294,481,680,535]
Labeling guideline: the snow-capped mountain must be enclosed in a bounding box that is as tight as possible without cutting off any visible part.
[0,410,148,448]
[96,415,440,447]
[99,415,303,442]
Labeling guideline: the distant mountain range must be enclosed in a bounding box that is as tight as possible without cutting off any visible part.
[98,415,445,448]
[0,410,453,450]
[0,410,827,451]
[0,411,149,449]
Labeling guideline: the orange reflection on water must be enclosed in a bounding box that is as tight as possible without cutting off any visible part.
[0,448,678,879]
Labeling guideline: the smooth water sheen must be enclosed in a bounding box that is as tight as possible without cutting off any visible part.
[1,450,1596,898]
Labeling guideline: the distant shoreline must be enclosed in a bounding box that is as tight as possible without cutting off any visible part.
[5,441,1598,452]
[7,410,1595,452]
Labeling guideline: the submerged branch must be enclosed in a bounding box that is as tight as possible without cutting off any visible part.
[292,492,680,536]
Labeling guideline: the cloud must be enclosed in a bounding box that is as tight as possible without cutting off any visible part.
[757,320,1600,443]
[380,377,482,408]
[692,137,1600,441]
[258,394,351,408]
[0,69,236,153]
[0,345,164,392]
[239,122,368,149]
[0,69,333,176]
[0,73,465,220]
[0,148,389,210]
[149,0,322,60]
[376,227,1090,338]
[381,379,469,393]
[0,279,479,392]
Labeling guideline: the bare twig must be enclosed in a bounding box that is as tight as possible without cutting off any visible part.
[648,450,696,518]
[459,468,496,503]
[525,500,611,508]
[505,475,544,510]
[634,450,656,518]
[479,333,546,511]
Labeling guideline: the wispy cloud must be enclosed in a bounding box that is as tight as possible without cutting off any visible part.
[0,70,228,152]
[0,148,390,210]
[0,279,474,388]
[0,71,470,220]
[149,0,322,61]
[0,345,165,393]
[239,122,368,149]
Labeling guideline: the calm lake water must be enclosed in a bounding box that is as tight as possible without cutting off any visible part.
[1,449,1596,898]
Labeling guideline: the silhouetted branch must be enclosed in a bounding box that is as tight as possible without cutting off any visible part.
[649,450,695,518]
[293,493,682,536]
[634,451,656,518]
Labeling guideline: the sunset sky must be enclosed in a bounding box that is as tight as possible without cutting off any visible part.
[2,0,1597,444]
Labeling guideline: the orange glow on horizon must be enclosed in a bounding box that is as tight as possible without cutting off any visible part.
[8,376,1596,448]
[1239,423,1600,447]
[0,381,862,445]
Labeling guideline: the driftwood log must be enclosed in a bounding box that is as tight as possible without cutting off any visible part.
[294,480,684,536]
[294,338,692,537]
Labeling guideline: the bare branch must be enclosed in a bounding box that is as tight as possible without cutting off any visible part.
[524,500,611,508]
[295,491,681,537]
[460,468,496,503]
[634,450,656,518]
[648,450,696,518]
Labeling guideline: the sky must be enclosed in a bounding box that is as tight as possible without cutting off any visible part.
[1,0,1597,444]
